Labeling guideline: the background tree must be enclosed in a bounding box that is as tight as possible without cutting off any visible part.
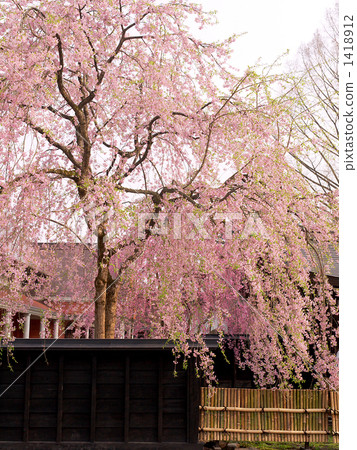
[284,2,339,193]
[0,0,338,387]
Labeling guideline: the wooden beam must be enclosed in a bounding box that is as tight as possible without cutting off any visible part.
[157,355,163,442]
[22,355,31,442]
[124,354,130,443]
[56,355,64,443]
[90,355,97,442]
[187,359,200,443]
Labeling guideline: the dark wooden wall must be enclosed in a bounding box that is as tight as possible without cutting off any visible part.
[0,340,202,449]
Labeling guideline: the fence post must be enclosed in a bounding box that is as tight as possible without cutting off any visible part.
[304,409,309,449]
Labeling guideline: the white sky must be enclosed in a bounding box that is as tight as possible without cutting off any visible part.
[193,0,337,70]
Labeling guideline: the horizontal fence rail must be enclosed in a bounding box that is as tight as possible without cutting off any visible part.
[199,388,339,444]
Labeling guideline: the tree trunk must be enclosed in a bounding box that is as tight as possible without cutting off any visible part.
[94,226,109,339]
[94,267,108,339]
[105,278,119,338]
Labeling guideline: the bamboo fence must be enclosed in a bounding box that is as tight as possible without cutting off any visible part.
[199,388,339,445]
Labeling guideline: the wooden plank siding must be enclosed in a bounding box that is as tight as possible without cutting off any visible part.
[0,340,203,449]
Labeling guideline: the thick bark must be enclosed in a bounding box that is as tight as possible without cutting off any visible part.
[94,266,108,339]
[94,225,109,339]
[95,213,151,338]
[105,278,119,338]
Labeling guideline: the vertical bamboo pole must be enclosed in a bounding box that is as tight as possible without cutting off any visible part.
[233,389,236,441]
[202,388,205,443]
[213,388,216,442]
[199,388,202,442]
[279,390,282,443]
[227,389,229,442]
[222,388,225,442]
[234,388,236,442]
[296,390,299,444]
[283,390,287,444]
[271,389,275,443]
[244,389,248,442]
[298,389,301,444]
[257,388,261,444]
[229,388,232,441]
[324,389,328,443]
[287,390,291,444]
[290,390,293,443]
[208,387,210,442]
[241,388,244,443]
[320,390,323,444]
[311,390,315,444]
[336,390,339,444]
[249,389,252,442]
[290,390,294,443]
[309,391,312,442]
[312,390,315,444]
[223,388,227,443]
[305,390,313,442]
[237,388,240,442]
[275,390,279,443]
[214,389,217,441]
[304,390,308,449]
[213,388,215,442]
[305,390,308,446]
[249,389,253,443]
[286,390,290,443]
[202,388,204,442]
[289,390,294,444]
[331,390,335,443]
[253,389,257,443]
[228,389,231,442]
[264,389,268,443]
[333,391,340,443]
[272,388,274,443]
[294,389,298,443]
[281,391,286,444]
[267,388,270,443]
[249,389,252,441]
[330,390,338,444]
[246,389,249,442]
[218,389,221,441]
[314,390,318,443]
[203,388,205,443]
[319,389,323,443]
[261,389,265,443]
[209,387,212,443]
[273,389,276,443]
[266,389,271,443]
[330,390,333,443]
[225,388,228,442]
[315,389,318,443]
[334,389,336,441]
[217,388,220,433]
[254,389,258,445]
[279,390,283,443]
[210,388,212,442]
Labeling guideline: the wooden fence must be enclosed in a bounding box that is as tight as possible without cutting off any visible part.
[199,388,339,445]
[0,339,202,449]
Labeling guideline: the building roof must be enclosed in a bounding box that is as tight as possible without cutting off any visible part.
[0,288,54,317]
